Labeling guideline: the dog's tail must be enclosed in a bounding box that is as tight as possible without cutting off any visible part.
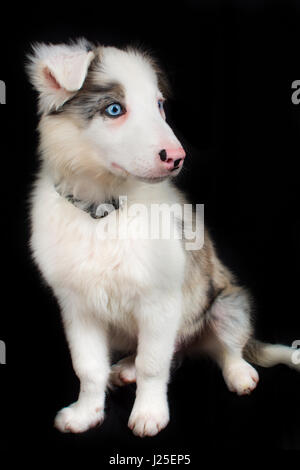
[243,338,300,371]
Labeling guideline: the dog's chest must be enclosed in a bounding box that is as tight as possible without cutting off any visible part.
[32,196,185,319]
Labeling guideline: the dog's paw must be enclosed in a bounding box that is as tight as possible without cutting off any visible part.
[54,402,104,433]
[223,359,259,395]
[128,399,169,437]
[109,355,136,387]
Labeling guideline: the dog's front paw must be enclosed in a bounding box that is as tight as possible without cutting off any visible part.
[54,402,104,433]
[128,398,169,437]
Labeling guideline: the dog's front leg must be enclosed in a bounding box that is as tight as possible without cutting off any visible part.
[128,293,181,437]
[54,292,110,433]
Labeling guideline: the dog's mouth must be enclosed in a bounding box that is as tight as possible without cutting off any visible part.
[134,175,169,184]
[111,163,181,183]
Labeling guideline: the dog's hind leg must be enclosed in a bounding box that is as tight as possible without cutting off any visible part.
[200,286,259,395]
[109,354,136,387]
[109,352,183,388]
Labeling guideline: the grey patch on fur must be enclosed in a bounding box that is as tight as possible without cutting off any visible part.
[48,45,170,121]
[204,280,223,314]
[243,338,262,364]
[48,52,125,120]
[189,281,224,330]
[208,288,253,351]
[49,80,125,120]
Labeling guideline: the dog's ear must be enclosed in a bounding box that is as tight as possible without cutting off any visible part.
[26,39,95,114]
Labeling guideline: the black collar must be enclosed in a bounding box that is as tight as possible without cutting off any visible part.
[56,188,120,219]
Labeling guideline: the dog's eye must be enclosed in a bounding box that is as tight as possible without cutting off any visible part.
[105,103,124,118]
[158,99,164,111]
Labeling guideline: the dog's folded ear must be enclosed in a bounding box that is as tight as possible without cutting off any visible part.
[26,39,95,114]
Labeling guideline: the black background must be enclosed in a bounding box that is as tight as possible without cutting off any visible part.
[1,0,300,460]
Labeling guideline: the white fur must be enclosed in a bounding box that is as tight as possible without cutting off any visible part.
[29,42,187,436]
[29,41,295,437]
[27,39,94,114]
[83,47,183,180]
[31,170,185,435]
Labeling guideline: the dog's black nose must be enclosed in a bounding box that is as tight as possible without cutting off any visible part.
[159,149,167,161]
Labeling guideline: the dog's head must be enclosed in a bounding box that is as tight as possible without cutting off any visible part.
[27,39,185,182]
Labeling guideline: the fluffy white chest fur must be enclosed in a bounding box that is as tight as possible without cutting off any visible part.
[28,39,299,437]
[31,172,185,336]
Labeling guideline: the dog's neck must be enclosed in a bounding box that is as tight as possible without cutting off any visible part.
[48,163,170,210]
[54,169,124,205]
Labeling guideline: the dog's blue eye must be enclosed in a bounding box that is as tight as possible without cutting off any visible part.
[158,100,164,111]
[105,103,123,118]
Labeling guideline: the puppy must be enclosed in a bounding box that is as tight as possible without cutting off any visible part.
[27,39,299,437]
